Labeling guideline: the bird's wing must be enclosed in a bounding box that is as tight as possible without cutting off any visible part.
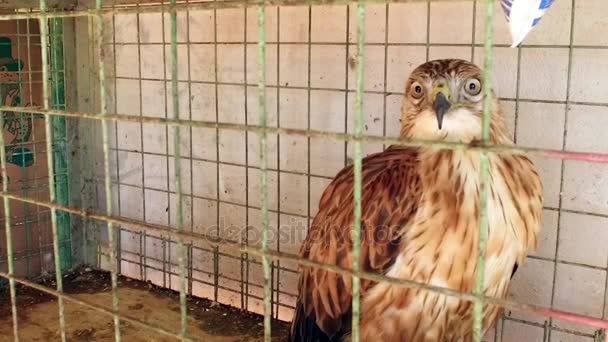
[290,146,422,340]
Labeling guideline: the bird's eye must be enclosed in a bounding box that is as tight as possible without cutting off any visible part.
[410,82,424,99]
[464,78,481,96]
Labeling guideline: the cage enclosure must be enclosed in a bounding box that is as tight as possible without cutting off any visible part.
[0,0,607,341]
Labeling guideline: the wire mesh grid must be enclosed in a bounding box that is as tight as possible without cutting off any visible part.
[0,0,607,341]
[0,17,67,284]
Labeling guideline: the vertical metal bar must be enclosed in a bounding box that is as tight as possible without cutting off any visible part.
[0,38,20,342]
[163,238,167,288]
[242,2,250,311]
[351,3,365,342]
[110,1,122,277]
[425,0,430,61]
[548,1,576,340]
[39,2,67,340]
[135,0,148,283]
[50,17,72,270]
[381,3,389,150]
[512,46,522,143]
[160,0,171,291]
[139,229,145,279]
[305,18,313,335]
[15,19,33,279]
[306,2,312,249]
[185,0,195,300]
[473,0,493,341]
[470,0,477,62]
[257,3,272,341]
[274,7,282,319]
[212,0,221,303]
[94,0,121,340]
[169,0,189,338]
[343,5,350,169]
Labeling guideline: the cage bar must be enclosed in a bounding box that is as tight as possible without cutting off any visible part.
[272,4,282,321]
[257,3,273,340]
[351,2,366,341]
[241,0,250,312]
[94,0,122,339]
[0,0,493,22]
[169,0,190,338]
[108,1,123,278]
[38,1,68,340]
[2,187,608,330]
[0,1,607,341]
[133,0,148,283]
[473,0,494,340]
[3,105,608,164]
[548,0,576,340]
[212,0,221,305]
[81,0,450,5]
[183,0,195,303]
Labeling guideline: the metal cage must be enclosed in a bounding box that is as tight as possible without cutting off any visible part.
[0,0,607,341]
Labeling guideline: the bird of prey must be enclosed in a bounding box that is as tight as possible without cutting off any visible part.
[289,59,543,342]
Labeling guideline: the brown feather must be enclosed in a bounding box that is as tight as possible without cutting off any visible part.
[293,146,421,338]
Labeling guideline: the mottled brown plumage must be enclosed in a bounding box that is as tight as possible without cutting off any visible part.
[289,59,543,342]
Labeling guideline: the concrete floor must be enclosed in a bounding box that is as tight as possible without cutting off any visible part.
[0,269,289,342]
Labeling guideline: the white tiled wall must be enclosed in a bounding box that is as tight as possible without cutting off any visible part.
[98,1,608,340]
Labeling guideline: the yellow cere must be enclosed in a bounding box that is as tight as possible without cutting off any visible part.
[431,85,475,109]
[431,84,451,101]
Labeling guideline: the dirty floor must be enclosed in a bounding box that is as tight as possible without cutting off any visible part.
[0,268,289,341]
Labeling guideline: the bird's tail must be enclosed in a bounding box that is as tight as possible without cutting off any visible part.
[289,302,338,342]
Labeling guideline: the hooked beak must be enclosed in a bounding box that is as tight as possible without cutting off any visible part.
[433,91,451,130]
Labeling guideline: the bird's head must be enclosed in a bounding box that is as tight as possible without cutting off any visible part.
[400,59,510,145]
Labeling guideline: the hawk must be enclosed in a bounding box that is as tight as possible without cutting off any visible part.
[289,59,543,341]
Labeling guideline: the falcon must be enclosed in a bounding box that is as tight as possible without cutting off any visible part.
[289,59,543,341]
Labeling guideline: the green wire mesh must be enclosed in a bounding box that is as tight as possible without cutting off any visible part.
[351,2,366,341]
[0,1,606,342]
[94,0,122,339]
[169,0,190,338]
[256,4,273,340]
[473,0,494,340]
[39,2,68,341]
